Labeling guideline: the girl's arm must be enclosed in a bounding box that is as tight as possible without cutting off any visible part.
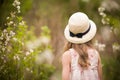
[98,53,103,80]
[62,51,71,80]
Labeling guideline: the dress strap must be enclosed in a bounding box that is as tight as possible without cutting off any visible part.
[69,48,78,57]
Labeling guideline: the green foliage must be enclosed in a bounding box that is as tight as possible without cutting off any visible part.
[108,16,120,29]
[20,0,33,14]
[32,64,55,80]
[41,26,51,38]
[0,0,33,27]
[0,0,55,80]
[102,53,120,80]
[98,2,120,80]
[0,0,14,28]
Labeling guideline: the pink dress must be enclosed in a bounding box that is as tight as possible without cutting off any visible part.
[69,48,100,80]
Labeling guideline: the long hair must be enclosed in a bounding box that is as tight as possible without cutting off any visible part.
[64,41,94,68]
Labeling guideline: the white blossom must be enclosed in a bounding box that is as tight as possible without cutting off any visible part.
[30,70,33,73]
[21,42,24,46]
[98,7,105,12]
[94,40,106,51]
[98,6,110,25]
[26,51,31,56]
[6,17,10,20]
[7,21,14,26]
[100,12,106,17]
[13,37,17,41]
[101,19,106,25]
[13,55,20,61]
[24,57,26,60]
[12,0,21,13]
[10,31,15,37]
[19,21,25,26]
[101,18,109,25]
[17,6,20,10]
[16,1,20,6]
[6,34,10,41]
[17,6,21,13]
[13,23,16,27]
[26,68,30,71]
[2,47,5,52]
[18,10,20,13]
[12,0,20,7]
[3,29,7,33]
[12,3,16,7]
[10,12,16,18]
[10,21,13,24]
[5,41,8,46]
[112,43,120,52]
[29,49,34,53]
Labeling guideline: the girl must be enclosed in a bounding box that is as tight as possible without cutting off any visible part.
[62,12,102,80]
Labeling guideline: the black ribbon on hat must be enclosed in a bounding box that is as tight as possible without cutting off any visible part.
[70,25,91,38]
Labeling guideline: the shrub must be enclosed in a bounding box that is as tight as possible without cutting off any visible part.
[0,0,55,80]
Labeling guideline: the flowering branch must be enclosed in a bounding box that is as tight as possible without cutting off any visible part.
[98,6,120,52]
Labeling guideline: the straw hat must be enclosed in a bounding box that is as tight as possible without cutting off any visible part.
[64,12,97,44]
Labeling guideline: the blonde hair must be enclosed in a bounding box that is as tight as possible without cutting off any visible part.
[64,41,94,68]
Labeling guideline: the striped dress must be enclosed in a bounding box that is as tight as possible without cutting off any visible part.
[69,48,100,80]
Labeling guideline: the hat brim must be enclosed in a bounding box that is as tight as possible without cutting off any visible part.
[64,20,97,44]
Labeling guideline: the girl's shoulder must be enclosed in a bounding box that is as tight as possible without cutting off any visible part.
[88,48,99,54]
[62,50,71,61]
[87,48,100,58]
[62,50,70,57]
[62,48,75,61]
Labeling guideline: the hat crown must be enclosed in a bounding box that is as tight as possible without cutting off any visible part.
[68,12,89,34]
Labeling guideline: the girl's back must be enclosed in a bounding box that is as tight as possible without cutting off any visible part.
[69,48,99,80]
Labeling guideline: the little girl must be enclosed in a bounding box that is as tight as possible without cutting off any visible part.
[62,12,102,80]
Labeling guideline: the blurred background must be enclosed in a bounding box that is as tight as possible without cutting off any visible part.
[0,0,120,80]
